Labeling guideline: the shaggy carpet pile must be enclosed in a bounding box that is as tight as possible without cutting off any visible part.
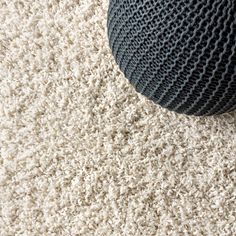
[0,1,235,235]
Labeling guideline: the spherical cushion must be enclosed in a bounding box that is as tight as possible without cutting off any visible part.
[107,0,236,116]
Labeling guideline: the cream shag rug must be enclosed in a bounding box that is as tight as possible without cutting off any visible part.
[0,1,236,235]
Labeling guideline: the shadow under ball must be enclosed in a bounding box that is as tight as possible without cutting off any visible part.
[107,0,236,116]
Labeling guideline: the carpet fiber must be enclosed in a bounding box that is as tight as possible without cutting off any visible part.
[0,1,235,235]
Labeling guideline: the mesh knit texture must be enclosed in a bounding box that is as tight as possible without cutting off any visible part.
[107,0,236,116]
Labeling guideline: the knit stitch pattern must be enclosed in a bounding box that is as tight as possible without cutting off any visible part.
[107,0,236,116]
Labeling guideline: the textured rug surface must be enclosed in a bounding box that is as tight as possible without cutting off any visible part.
[0,1,235,235]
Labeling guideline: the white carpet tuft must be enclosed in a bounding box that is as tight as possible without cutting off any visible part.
[0,1,236,235]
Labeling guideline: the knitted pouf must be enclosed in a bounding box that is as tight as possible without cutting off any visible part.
[107,0,236,116]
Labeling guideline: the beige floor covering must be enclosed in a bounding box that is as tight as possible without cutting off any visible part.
[0,0,236,235]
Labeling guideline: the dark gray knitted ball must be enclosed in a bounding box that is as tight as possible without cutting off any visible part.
[107,0,236,116]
